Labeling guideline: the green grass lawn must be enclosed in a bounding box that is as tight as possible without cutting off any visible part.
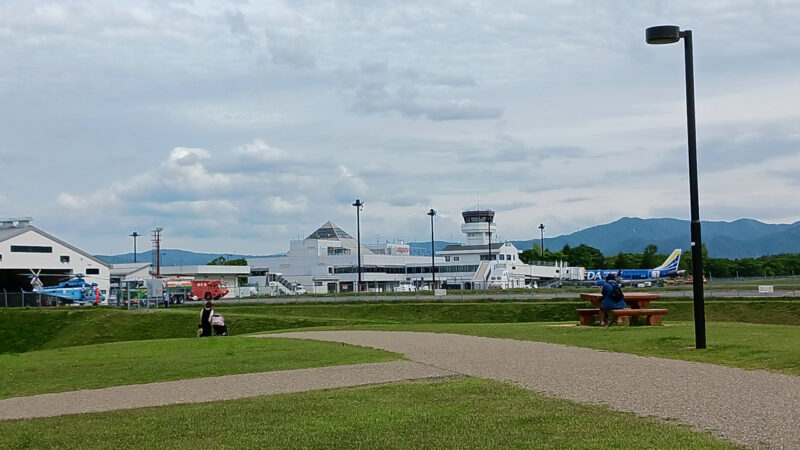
[0,377,734,449]
[0,337,400,399]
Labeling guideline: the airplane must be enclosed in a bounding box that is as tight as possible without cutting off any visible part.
[28,269,105,305]
[584,249,682,282]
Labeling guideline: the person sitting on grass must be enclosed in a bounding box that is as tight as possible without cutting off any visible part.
[199,301,214,337]
[600,273,626,326]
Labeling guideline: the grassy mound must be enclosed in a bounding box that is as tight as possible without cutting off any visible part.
[3,299,799,353]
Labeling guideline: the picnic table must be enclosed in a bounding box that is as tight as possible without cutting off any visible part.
[579,292,659,309]
[576,292,666,326]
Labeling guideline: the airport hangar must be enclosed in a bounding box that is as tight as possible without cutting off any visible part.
[0,217,110,295]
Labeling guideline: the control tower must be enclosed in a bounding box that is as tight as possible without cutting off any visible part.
[460,210,496,245]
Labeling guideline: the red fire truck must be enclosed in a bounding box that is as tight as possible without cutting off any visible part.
[165,279,229,302]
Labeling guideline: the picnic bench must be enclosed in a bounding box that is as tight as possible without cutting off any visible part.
[577,293,667,326]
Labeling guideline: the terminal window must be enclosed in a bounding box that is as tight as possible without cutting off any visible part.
[86,268,100,275]
[11,245,52,253]
[60,255,70,263]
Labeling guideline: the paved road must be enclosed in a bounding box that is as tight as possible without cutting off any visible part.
[260,331,800,449]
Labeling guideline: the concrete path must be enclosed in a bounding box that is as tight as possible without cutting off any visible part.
[257,331,800,449]
[0,360,454,421]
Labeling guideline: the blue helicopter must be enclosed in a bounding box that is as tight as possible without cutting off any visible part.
[29,269,105,305]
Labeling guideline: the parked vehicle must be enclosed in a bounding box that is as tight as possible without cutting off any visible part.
[393,282,416,292]
[192,280,229,301]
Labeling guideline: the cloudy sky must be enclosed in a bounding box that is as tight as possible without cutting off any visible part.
[1,1,799,255]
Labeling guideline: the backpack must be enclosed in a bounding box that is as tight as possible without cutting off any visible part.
[611,282,624,302]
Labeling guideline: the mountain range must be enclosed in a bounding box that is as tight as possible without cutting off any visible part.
[505,217,800,259]
[95,217,800,265]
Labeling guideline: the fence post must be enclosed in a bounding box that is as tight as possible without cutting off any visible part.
[3,289,6,308]
[21,289,25,307]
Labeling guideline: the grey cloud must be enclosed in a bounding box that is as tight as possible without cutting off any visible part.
[342,62,501,121]
[225,9,256,50]
[265,30,316,69]
[457,136,588,164]
[699,127,800,172]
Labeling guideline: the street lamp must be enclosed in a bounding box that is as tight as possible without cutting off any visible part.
[646,25,706,349]
[129,232,140,263]
[352,198,364,292]
[427,209,437,289]
[538,223,545,259]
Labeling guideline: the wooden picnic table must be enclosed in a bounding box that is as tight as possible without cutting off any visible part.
[577,292,666,326]
[579,292,660,309]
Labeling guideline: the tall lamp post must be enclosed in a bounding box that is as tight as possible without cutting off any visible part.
[646,25,706,349]
[352,198,364,292]
[129,232,140,263]
[538,223,545,259]
[427,209,437,289]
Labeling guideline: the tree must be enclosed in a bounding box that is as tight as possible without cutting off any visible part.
[207,256,247,266]
[208,256,227,266]
[639,244,659,269]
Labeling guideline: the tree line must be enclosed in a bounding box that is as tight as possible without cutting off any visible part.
[519,243,800,278]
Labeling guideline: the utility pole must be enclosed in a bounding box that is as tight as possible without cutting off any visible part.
[129,232,140,263]
[352,199,363,292]
[538,223,545,259]
[427,208,437,289]
[151,228,163,277]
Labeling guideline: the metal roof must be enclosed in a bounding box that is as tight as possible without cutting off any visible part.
[440,243,504,252]
[306,221,354,240]
[0,225,110,268]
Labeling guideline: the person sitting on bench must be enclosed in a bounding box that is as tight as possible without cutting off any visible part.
[600,274,626,326]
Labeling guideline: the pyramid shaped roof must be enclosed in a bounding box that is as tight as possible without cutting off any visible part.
[306,221,354,240]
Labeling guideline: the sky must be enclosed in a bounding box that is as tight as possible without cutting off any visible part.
[1,0,799,255]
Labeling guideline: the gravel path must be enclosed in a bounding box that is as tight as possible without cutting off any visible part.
[0,360,454,421]
[256,331,800,449]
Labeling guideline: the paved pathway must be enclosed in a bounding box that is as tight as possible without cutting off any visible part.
[258,331,800,449]
[0,360,454,421]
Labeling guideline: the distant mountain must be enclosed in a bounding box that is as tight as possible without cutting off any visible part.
[97,218,800,264]
[94,249,278,266]
[509,217,800,259]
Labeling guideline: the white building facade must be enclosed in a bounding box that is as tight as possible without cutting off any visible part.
[248,222,443,294]
[0,218,110,294]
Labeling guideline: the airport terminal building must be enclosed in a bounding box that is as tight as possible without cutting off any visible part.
[248,211,580,294]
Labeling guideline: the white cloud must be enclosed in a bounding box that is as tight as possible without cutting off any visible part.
[2,1,799,254]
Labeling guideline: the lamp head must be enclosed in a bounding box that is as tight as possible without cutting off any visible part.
[646,25,681,44]
[428,208,436,217]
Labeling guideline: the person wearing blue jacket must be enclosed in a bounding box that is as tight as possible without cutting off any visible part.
[600,273,626,326]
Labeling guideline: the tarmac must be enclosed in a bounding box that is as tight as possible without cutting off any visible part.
[3,331,799,449]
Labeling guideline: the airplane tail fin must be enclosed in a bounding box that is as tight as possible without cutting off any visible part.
[653,249,681,272]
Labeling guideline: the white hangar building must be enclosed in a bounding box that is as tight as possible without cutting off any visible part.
[0,217,110,294]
